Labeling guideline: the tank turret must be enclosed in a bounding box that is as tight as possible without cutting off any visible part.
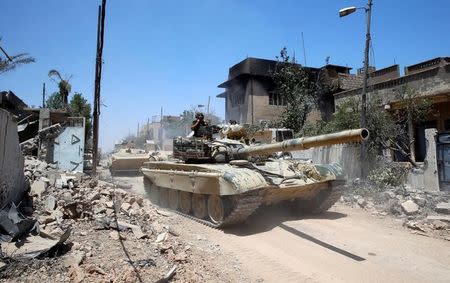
[173,128,368,163]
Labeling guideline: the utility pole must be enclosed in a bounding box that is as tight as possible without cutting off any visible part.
[92,0,107,175]
[339,0,373,179]
[301,32,307,66]
[147,117,150,139]
[360,0,372,178]
[42,83,46,108]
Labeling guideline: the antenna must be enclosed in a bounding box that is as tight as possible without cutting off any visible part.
[301,32,307,66]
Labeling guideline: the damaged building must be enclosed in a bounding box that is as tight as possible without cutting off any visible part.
[217,56,450,191]
[334,57,450,190]
[216,57,355,124]
[1,90,89,173]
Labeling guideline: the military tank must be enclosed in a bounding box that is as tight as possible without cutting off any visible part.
[141,128,369,227]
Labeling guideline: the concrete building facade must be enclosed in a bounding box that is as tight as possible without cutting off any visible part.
[334,57,450,162]
[217,58,353,125]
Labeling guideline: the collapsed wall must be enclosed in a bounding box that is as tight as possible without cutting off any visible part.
[0,108,27,207]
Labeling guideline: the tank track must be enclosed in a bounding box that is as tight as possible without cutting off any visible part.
[174,192,263,229]
[311,185,345,214]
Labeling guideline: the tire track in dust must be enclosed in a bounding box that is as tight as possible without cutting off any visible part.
[190,219,319,283]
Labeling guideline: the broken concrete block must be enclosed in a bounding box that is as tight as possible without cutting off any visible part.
[412,196,426,207]
[135,196,144,207]
[121,202,131,211]
[62,192,73,202]
[105,201,114,209]
[131,202,140,211]
[435,202,450,214]
[30,181,47,198]
[401,200,419,215]
[357,198,367,208]
[155,232,168,243]
[55,179,64,189]
[45,195,57,211]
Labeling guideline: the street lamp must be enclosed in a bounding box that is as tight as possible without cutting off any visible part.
[339,0,373,178]
[338,7,357,17]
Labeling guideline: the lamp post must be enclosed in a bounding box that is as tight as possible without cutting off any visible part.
[339,0,373,178]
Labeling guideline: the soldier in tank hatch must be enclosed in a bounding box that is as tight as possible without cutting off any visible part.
[191,112,208,137]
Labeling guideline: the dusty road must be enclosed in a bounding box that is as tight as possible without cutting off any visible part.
[113,175,450,283]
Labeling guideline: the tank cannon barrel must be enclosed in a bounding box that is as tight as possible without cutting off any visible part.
[234,128,369,159]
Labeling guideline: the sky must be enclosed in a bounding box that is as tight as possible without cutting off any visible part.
[1,0,449,151]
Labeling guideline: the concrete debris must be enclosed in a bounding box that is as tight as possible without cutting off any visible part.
[357,198,367,208]
[2,153,248,283]
[156,232,169,243]
[64,251,86,268]
[427,215,450,222]
[85,264,107,275]
[432,220,448,230]
[340,182,450,240]
[404,221,426,232]
[1,228,71,260]
[157,209,172,217]
[121,202,131,211]
[45,195,57,211]
[117,221,147,239]
[401,200,419,215]
[156,265,177,283]
[68,266,85,283]
[435,202,450,214]
[30,181,47,198]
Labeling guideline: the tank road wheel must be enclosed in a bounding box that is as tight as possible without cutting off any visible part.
[179,192,192,214]
[149,186,160,205]
[207,195,229,225]
[168,190,179,210]
[192,194,208,219]
[159,188,169,208]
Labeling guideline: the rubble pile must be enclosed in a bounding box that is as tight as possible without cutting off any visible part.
[340,183,450,240]
[0,156,240,282]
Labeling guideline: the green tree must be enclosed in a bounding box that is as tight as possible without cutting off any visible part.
[70,92,92,141]
[48,69,72,105]
[0,39,35,74]
[301,86,431,167]
[45,92,64,109]
[270,47,316,132]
